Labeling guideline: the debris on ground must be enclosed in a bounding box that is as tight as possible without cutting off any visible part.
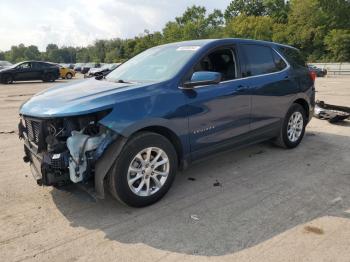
[331,197,342,204]
[306,133,316,137]
[314,100,350,123]
[249,150,264,157]
[0,130,15,134]
[303,226,324,235]
[213,180,222,187]
[190,214,200,221]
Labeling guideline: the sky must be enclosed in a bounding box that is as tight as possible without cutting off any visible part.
[0,0,231,51]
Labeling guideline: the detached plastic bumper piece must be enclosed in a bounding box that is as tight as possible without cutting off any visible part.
[314,100,350,123]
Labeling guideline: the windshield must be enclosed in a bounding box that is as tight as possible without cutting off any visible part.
[0,61,12,67]
[10,62,23,68]
[106,45,200,82]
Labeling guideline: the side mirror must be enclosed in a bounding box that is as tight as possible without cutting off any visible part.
[183,71,222,88]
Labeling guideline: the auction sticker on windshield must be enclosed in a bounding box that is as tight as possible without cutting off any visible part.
[176,46,200,51]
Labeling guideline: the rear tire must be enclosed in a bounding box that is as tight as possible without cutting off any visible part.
[43,73,55,82]
[274,103,306,149]
[108,132,178,207]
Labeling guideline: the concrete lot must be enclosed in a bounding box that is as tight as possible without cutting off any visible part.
[0,77,349,262]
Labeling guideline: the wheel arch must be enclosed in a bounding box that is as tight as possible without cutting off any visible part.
[95,125,185,199]
[293,98,310,120]
[137,125,183,167]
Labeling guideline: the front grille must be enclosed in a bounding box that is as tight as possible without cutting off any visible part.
[25,119,41,144]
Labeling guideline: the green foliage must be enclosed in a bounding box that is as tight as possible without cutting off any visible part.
[224,0,266,21]
[0,0,349,63]
[163,6,224,42]
[224,15,274,41]
[324,29,350,61]
[263,0,290,23]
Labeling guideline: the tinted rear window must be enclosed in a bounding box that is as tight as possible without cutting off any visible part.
[241,44,283,76]
[278,47,306,68]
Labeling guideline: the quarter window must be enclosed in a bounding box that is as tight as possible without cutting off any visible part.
[279,47,306,68]
[272,50,287,71]
[241,44,283,77]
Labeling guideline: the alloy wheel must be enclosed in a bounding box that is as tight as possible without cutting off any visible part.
[287,111,303,142]
[127,147,170,197]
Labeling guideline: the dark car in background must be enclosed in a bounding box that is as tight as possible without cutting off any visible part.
[0,60,12,70]
[85,63,120,78]
[81,63,100,74]
[19,39,315,207]
[308,64,327,77]
[0,61,60,84]
[73,63,85,72]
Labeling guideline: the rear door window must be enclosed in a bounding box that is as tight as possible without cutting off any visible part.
[241,44,282,77]
[32,62,42,69]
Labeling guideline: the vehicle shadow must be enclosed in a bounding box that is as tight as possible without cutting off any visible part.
[331,120,350,127]
[51,131,350,256]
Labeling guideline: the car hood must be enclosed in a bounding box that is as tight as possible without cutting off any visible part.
[0,67,12,73]
[19,78,154,118]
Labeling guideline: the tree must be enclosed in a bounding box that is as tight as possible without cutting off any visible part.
[24,45,41,60]
[284,0,328,60]
[224,0,266,21]
[1,0,350,63]
[45,44,61,62]
[163,5,224,42]
[263,0,290,23]
[324,29,350,61]
[92,40,107,63]
[224,15,274,41]
[318,0,350,29]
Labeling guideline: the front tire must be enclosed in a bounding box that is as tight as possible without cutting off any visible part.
[108,132,178,207]
[274,103,306,149]
[2,74,13,84]
[65,72,73,79]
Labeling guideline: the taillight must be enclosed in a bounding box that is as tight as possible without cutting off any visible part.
[309,71,316,82]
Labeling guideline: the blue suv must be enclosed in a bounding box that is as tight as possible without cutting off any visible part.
[19,39,315,207]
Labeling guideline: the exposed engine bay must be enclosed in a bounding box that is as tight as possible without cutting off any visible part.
[18,110,118,188]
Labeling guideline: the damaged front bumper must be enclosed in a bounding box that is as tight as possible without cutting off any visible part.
[18,112,126,199]
[314,100,350,123]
